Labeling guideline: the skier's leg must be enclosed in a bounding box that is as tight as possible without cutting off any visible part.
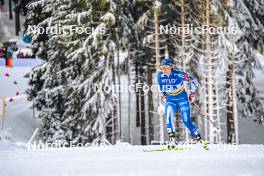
[178,97,200,137]
[165,100,177,147]
[178,94,209,149]
[165,101,176,135]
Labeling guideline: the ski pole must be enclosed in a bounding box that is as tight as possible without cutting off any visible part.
[192,102,220,132]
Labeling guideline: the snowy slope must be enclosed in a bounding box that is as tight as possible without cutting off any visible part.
[0,9,41,144]
[0,144,263,176]
[0,58,43,67]
[0,67,32,97]
[0,66,41,142]
[1,95,40,142]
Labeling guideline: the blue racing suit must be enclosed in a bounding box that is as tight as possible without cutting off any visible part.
[157,69,200,137]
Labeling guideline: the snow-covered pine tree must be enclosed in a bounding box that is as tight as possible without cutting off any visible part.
[24,0,264,146]
[123,1,149,145]
[138,0,159,144]
[184,0,225,143]
[152,0,165,143]
[119,6,141,144]
[136,0,167,144]
[189,0,210,142]
[218,0,264,143]
[164,0,201,143]
[229,0,264,125]
[205,0,264,143]
[24,0,53,60]
[26,0,118,145]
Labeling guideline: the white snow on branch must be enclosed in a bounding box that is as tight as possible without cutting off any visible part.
[100,12,116,26]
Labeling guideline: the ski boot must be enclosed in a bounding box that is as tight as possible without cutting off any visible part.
[167,133,178,149]
[196,135,209,150]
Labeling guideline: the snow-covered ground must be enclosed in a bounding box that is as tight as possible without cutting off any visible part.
[0,66,41,143]
[0,67,32,97]
[0,144,263,176]
[0,95,40,142]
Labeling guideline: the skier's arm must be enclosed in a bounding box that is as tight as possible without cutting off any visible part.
[181,71,197,102]
[157,72,166,96]
[157,73,166,104]
[182,72,197,93]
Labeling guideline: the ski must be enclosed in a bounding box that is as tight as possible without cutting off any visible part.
[143,146,191,152]
[198,139,209,150]
[201,141,209,150]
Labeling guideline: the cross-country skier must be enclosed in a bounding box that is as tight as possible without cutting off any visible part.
[157,58,208,150]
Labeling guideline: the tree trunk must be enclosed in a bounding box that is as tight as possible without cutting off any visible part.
[180,0,186,71]
[205,0,214,143]
[135,61,140,127]
[109,57,118,144]
[116,34,122,141]
[147,49,154,144]
[127,55,131,143]
[15,8,20,36]
[140,83,147,145]
[154,5,164,142]
[180,0,190,143]
[226,54,239,144]
[9,0,12,20]
[215,82,222,143]
[226,59,234,143]
[139,51,146,145]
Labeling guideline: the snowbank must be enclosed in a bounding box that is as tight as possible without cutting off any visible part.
[0,144,263,176]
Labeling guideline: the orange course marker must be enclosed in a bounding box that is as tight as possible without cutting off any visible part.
[6,57,13,68]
